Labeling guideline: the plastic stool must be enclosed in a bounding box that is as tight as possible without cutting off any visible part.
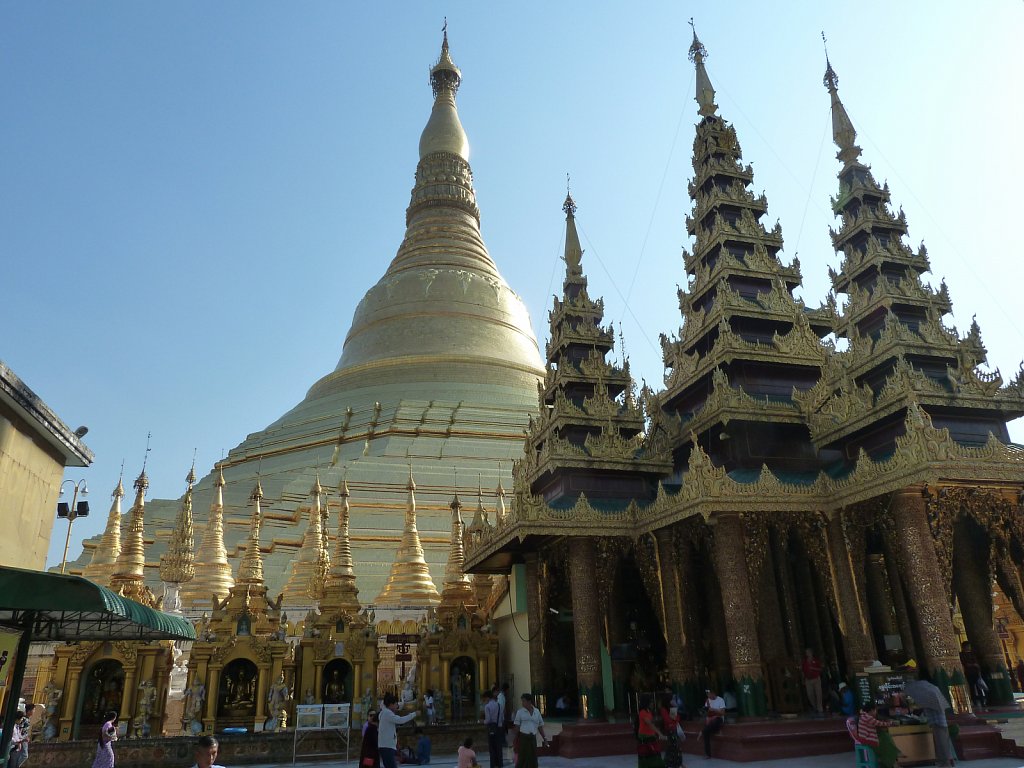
[854,744,877,768]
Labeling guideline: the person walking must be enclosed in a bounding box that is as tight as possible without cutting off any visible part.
[636,696,665,768]
[659,695,684,768]
[483,690,503,768]
[359,710,380,768]
[700,688,725,759]
[511,693,548,768]
[378,694,417,768]
[90,711,119,768]
[6,709,30,768]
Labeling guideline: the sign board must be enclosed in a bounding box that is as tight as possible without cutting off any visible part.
[395,653,413,662]
[386,634,420,644]
[295,704,324,730]
[324,703,350,730]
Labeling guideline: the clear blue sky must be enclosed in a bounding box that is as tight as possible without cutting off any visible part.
[2,2,1021,568]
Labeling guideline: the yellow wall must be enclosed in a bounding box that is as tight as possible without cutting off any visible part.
[0,414,65,570]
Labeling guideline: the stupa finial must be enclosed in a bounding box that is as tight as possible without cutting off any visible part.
[821,35,862,166]
[688,19,718,117]
[563,188,584,277]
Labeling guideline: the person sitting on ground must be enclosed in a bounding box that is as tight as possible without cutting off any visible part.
[457,737,480,768]
[411,726,430,765]
[191,735,226,768]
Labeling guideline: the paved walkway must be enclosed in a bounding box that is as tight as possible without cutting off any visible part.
[248,753,1024,768]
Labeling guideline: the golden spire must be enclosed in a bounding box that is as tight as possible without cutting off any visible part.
[374,467,441,606]
[182,462,234,607]
[438,487,476,614]
[237,479,265,586]
[563,188,584,278]
[688,19,718,117]
[284,473,329,602]
[83,471,124,585]
[324,471,360,612]
[822,33,862,166]
[465,476,490,543]
[419,22,468,160]
[111,467,148,586]
[159,461,196,586]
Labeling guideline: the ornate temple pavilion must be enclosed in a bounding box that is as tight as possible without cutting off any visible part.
[465,26,1024,719]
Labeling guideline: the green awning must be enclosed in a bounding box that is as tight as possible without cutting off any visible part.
[0,565,195,641]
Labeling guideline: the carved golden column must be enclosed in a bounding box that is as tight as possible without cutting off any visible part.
[524,553,548,704]
[656,528,693,695]
[771,530,803,659]
[881,536,919,663]
[793,549,825,662]
[825,512,875,671]
[865,554,899,651]
[568,537,604,719]
[205,666,221,725]
[952,527,1013,705]
[892,490,965,698]
[710,514,766,715]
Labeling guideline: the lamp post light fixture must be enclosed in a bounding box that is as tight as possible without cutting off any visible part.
[57,479,90,574]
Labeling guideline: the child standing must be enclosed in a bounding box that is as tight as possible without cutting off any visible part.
[415,727,432,764]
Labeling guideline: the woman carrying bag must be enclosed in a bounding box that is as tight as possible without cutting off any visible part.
[91,711,119,768]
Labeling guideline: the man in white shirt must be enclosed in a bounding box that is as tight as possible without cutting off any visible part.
[511,693,549,768]
[378,692,418,768]
[701,688,726,758]
[191,735,226,768]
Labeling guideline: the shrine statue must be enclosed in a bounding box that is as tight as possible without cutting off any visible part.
[303,688,315,705]
[267,672,291,718]
[227,668,255,706]
[42,681,62,740]
[134,680,156,737]
[324,669,345,704]
[183,678,206,724]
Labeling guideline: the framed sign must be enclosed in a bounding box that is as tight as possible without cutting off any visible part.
[295,704,324,730]
[324,703,350,729]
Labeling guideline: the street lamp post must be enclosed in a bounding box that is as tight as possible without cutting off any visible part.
[58,479,90,574]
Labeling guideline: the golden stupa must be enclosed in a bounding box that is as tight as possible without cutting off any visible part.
[73,30,544,607]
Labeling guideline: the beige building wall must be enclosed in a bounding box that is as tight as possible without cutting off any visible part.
[0,410,66,570]
[0,360,93,571]
[494,564,531,703]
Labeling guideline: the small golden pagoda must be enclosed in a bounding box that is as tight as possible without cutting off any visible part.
[284,473,330,604]
[374,468,441,606]
[295,474,378,715]
[81,473,123,585]
[186,479,292,733]
[158,463,197,614]
[180,463,234,608]
[42,467,174,740]
[417,489,498,722]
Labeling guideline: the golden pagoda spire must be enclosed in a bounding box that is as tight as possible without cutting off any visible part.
[324,471,360,612]
[374,467,441,606]
[158,461,197,611]
[822,33,862,167]
[419,21,468,160]
[438,487,476,615]
[688,19,718,117]
[563,189,584,278]
[181,462,234,607]
[110,464,155,604]
[237,479,265,586]
[466,476,490,542]
[83,470,124,585]
[285,472,331,603]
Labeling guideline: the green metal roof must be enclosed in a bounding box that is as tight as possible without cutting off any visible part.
[0,566,195,641]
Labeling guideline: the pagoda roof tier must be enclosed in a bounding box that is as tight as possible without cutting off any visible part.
[521,428,673,489]
[829,200,909,250]
[797,356,1024,449]
[545,321,615,361]
[685,240,799,286]
[676,281,832,353]
[542,352,632,394]
[689,209,785,265]
[688,156,754,196]
[681,370,804,439]
[830,169,893,213]
[693,180,769,225]
[836,276,953,336]
[662,314,829,399]
[550,290,605,325]
[830,237,931,293]
[530,387,644,439]
[836,311,964,383]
